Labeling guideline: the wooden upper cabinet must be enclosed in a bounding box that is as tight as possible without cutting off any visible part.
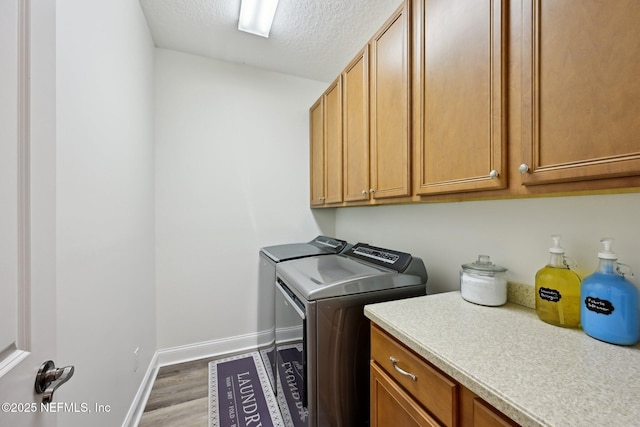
[521,0,640,185]
[370,2,411,199]
[324,78,344,204]
[343,47,370,202]
[413,0,507,195]
[310,97,325,206]
[309,78,344,206]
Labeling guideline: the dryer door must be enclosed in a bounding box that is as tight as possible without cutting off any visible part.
[275,279,309,427]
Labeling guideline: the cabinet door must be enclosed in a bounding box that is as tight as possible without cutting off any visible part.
[473,398,519,427]
[370,2,411,199]
[310,97,325,206]
[521,0,640,185]
[324,77,343,204]
[414,0,507,195]
[343,47,370,202]
[371,362,440,427]
[460,384,520,427]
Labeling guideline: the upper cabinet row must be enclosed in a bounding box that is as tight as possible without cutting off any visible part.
[310,0,640,207]
[311,3,411,206]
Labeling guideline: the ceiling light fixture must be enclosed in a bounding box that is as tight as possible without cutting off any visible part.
[238,0,279,38]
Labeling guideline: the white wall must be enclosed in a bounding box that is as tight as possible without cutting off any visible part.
[155,49,334,350]
[335,193,640,295]
[56,0,156,426]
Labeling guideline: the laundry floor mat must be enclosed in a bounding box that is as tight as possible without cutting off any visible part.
[275,344,307,427]
[209,352,284,427]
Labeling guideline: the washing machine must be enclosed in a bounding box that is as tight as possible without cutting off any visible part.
[274,242,428,427]
[258,236,349,393]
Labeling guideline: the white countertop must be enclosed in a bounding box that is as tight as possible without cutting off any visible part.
[364,291,640,427]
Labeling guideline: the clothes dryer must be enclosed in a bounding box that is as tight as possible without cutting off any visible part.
[258,236,349,393]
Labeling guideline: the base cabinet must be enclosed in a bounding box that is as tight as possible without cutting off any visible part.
[371,324,519,427]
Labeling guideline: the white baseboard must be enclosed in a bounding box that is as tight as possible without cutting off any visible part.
[121,351,159,427]
[275,325,302,344]
[156,330,271,367]
[121,330,270,426]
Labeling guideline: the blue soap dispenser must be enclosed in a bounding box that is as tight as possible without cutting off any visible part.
[581,238,639,345]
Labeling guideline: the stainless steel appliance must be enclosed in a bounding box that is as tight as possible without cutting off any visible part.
[258,236,349,393]
[274,243,428,426]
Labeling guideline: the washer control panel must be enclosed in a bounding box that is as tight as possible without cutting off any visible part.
[310,235,348,252]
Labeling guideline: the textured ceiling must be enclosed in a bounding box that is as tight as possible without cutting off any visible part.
[139,0,403,83]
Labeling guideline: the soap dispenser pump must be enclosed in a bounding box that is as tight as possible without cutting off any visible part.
[581,238,639,345]
[535,235,582,328]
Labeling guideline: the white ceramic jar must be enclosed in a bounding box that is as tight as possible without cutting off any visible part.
[460,255,508,306]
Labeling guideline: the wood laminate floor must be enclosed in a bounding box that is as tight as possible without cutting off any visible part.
[138,357,214,427]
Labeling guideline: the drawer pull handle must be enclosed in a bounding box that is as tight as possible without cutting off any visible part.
[389,356,416,381]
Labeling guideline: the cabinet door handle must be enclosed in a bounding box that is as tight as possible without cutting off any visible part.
[518,163,530,174]
[389,356,416,381]
[362,190,367,195]
[489,169,499,179]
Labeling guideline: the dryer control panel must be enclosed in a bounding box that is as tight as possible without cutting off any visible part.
[344,243,412,272]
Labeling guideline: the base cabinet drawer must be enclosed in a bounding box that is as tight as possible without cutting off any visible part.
[371,324,520,427]
[371,324,457,426]
[371,362,440,427]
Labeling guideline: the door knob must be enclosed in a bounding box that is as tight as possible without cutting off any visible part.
[35,360,75,404]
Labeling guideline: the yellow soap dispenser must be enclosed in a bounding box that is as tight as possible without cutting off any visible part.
[535,235,582,328]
